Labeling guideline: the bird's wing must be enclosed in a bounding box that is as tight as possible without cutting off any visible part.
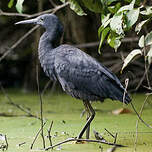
[54,45,130,103]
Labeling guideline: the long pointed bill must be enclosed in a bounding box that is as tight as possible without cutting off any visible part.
[15,18,38,25]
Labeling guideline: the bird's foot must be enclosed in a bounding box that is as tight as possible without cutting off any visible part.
[75,137,87,144]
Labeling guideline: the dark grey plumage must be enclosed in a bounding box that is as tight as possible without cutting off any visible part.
[15,14,131,139]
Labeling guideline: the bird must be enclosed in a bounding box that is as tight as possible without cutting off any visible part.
[15,14,131,140]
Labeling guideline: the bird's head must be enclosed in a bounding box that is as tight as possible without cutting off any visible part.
[15,14,63,42]
[15,14,63,31]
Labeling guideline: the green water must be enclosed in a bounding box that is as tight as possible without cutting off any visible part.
[0,90,152,152]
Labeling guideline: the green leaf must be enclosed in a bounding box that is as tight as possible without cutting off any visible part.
[110,12,124,35]
[101,14,110,25]
[16,0,24,13]
[147,46,152,65]
[8,0,14,8]
[138,35,145,48]
[69,0,86,16]
[145,31,152,46]
[98,27,110,54]
[135,19,149,34]
[98,14,111,38]
[107,33,122,52]
[125,8,139,29]
[118,0,135,13]
[140,6,152,15]
[121,49,142,73]
[98,25,104,38]
[108,3,121,14]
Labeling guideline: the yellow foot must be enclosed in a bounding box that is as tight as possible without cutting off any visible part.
[75,139,87,144]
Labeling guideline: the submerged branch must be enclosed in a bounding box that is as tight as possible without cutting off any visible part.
[0,84,40,119]
[47,121,54,147]
[130,102,152,129]
[30,121,47,149]
[134,95,149,151]
[36,65,46,149]
[45,138,126,150]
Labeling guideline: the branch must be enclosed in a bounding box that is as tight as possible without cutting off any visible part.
[130,102,152,129]
[134,95,149,151]
[30,121,47,149]
[0,9,30,17]
[0,2,69,63]
[29,2,69,18]
[45,138,126,150]
[0,25,39,62]
[74,37,139,48]
[0,83,40,119]
[49,0,57,7]
[47,121,54,147]
[0,2,69,18]
[36,65,46,149]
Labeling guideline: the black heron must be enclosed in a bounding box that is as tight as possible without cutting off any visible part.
[15,14,131,139]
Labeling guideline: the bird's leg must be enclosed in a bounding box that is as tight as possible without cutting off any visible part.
[83,101,91,139]
[77,100,95,139]
[86,111,90,139]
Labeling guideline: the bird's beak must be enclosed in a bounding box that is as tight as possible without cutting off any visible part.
[15,18,38,25]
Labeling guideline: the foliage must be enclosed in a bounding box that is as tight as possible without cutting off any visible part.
[8,0,152,68]
[15,0,24,13]
[121,49,142,73]
[8,0,24,13]
[59,0,152,80]
[5,0,152,90]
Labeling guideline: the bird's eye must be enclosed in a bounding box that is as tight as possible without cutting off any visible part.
[40,18,44,22]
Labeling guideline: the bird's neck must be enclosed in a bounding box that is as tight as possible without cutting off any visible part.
[38,31,60,63]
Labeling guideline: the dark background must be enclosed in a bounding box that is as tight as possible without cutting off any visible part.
[0,0,151,92]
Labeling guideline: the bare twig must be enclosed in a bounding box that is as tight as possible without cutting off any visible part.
[123,78,129,105]
[48,121,53,147]
[30,121,46,149]
[134,95,149,151]
[130,102,152,129]
[50,81,57,94]
[0,2,69,63]
[28,2,69,18]
[74,37,139,49]
[41,80,57,96]
[41,80,51,96]
[0,25,39,62]
[113,133,117,144]
[104,128,115,138]
[0,2,69,18]
[0,83,40,119]
[45,138,126,150]
[104,128,118,144]
[49,0,57,7]
[36,65,46,149]
[0,9,30,17]
[4,135,8,150]
[135,62,150,91]
[18,142,26,147]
